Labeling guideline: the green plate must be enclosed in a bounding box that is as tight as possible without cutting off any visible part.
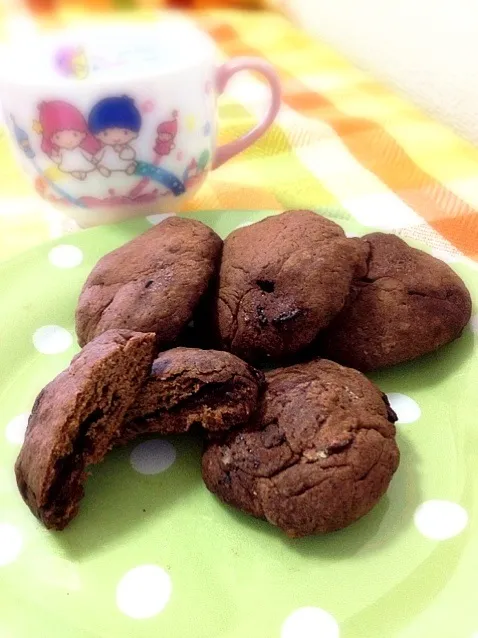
[1,210,477,638]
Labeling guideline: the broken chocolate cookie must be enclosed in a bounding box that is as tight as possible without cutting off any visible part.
[115,347,265,444]
[202,358,399,537]
[15,329,156,530]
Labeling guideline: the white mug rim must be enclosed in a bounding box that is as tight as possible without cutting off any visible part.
[0,20,217,90]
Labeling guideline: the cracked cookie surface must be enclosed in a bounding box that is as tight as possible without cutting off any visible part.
[15,330,156,530]
[75,217,222,348]
[202,358,399,537]
[213,210,368,364]
[116,347,265,444]
[319,233,472,371]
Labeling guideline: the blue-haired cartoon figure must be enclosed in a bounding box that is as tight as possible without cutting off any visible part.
[88,96,141,177]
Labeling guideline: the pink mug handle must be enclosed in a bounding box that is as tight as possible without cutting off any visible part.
[213,57,282,169]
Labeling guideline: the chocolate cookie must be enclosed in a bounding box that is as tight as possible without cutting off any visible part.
[115,347,265,444]
[202,359,399,537]
[320,233,472,371]
[213,210,367,363]
[15,330,156,530]
[75,217,222,348]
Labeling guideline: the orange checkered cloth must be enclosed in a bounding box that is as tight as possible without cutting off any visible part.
[1,8,478,262]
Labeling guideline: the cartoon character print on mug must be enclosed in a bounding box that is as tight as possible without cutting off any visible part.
[26,95,210,205]
[154,110,177,158]
[38,100,99,181]
[88,96,141,177]
[1,20,282,224]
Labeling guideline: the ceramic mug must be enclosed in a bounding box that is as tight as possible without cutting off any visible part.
[0,21,281,227]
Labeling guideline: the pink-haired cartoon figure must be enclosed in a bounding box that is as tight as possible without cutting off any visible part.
[38,101,101,180]
[154,111,178,157]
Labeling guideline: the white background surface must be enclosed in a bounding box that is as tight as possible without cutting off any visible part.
[287,0,478,145]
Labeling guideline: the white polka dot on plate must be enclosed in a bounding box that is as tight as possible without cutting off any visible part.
[130,440,176,475]
[48,244,83,268]
[32,325,73,355]
[470,314,478,334]
[345,231,359,238]
[146,213,175,225]
[5,413,29,445]
[116,564,172,619]
[281,607,340,638]
[414,500,468,540]
[386,393,421,424]
[0,523,23,566]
